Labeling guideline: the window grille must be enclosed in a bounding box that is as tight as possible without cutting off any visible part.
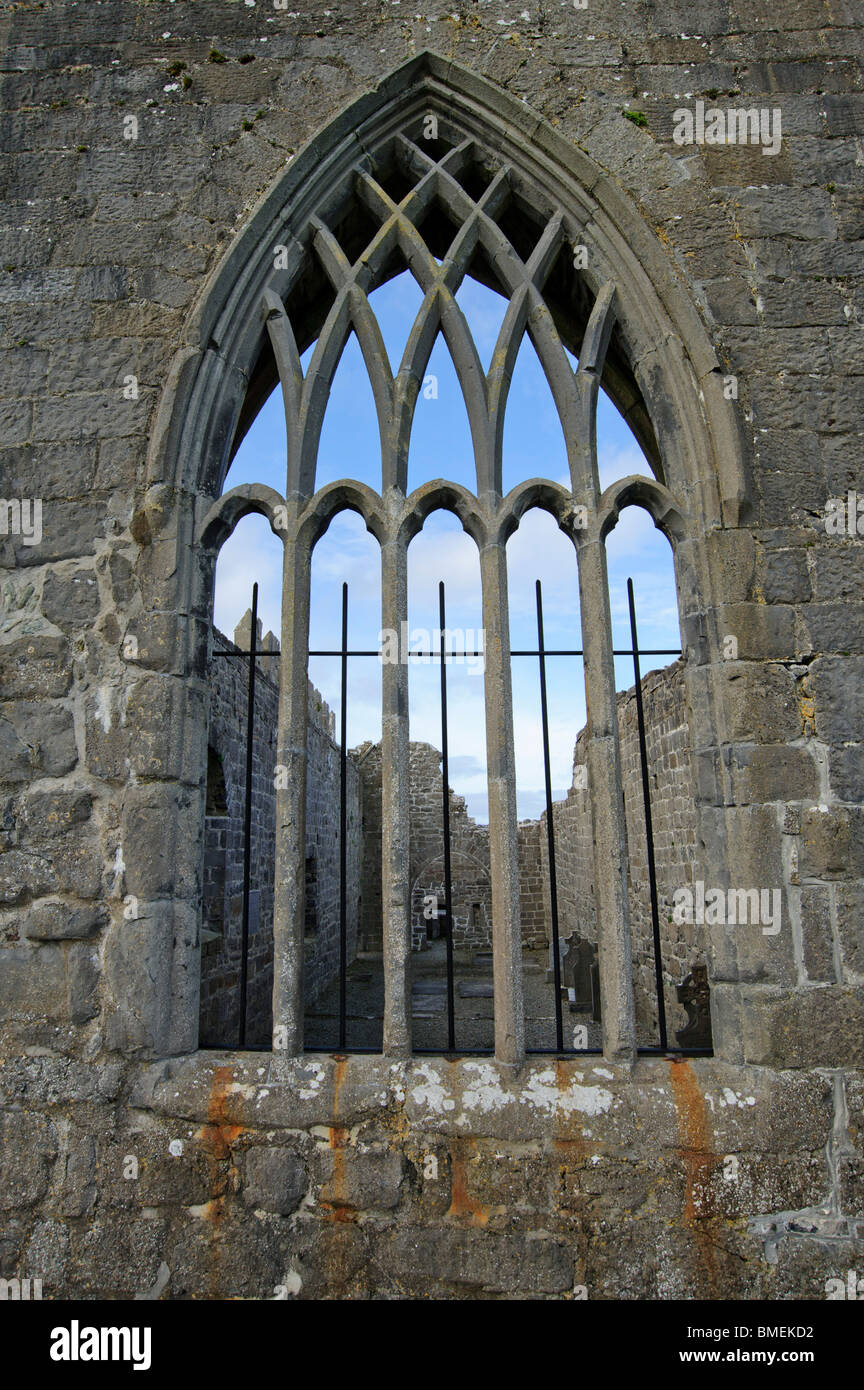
[200,116,694,1063]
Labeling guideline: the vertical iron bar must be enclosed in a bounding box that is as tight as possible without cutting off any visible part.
[339,582,348,1051]
[536,581,564,1053]
[439,582,456,1052]
[238,581,258,1049]
[627,577,667,1052]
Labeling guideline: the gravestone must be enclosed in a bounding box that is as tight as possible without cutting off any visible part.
[549,934,601,1021]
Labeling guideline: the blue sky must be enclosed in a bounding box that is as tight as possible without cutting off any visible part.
[215,272,680,821]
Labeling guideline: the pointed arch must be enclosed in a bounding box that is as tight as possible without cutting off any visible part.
[145,50,748,522]
[131,49,751,1063]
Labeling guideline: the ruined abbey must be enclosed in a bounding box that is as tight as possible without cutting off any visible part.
[201,610,703,1057]
[1,0,863,1304]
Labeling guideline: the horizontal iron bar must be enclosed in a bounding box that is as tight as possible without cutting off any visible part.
[512,649,682,657]
[305,648,683,658]
[525,1047,604,1056]
[212,650,278,658]
[637,1047,714,1056]
[203,1044,713,1057]
[310,650,486,658]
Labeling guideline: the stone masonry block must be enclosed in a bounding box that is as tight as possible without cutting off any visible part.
[242,1147,308,1215]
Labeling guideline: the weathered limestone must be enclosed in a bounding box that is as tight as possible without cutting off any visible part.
[0,4,862,1299]
[379,532,411,1056]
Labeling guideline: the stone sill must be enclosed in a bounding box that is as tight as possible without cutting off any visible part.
[128,1050,840,1151]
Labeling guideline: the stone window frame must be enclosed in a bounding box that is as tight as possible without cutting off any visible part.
[134,53,749,1066]
[200,125,692,1062]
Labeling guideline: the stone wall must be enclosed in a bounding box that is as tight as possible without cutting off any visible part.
[198,625,280,1047]
[551,661,700,1043]
[618,661,701,1042]
[303,689,363,1006]
[355,740,493,955]
[200,622,362,1038]
[0,1050,857,1301]
[1,0,862,1300]
[517,818,549,948]
[351,742,383,955]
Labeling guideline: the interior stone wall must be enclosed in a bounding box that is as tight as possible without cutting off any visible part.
[355,739,494,954]
[0,0,862,1299]
[198,625,280,1047]
[302,690,363,1006]
[553,660,701,1043]
[201,625,362,1031]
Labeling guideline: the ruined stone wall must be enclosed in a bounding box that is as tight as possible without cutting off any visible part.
[517,818,548,948]
[303,690,363,1005]
[617,661,701,1042]
[200,629,361,1033]
[551,661,700,1042]
[352,741,383,953]
[198,627,280,1047]
[356,740,493,954]
[0,0,862,1301]
[546,776,595,957]
[406,742,492,953]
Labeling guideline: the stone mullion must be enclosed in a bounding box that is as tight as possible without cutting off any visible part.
[271,523,312,1056]
[576,535,636,1059]
[380,524,411,1056]
[573,349,636,1060]
[479,538,525,1067]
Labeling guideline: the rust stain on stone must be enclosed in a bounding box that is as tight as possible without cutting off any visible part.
[199,1065,246,1299]
[199,1064,245,1164]
[668,1059,719,1296]
[553,1062,590,1216]
[321,1093,356,1294]
[447,1142,488,1227]
[552,1059,587,1150]
[320,1059,354,1225]
[321,1124,354,1224]
[332,1054,347,1117]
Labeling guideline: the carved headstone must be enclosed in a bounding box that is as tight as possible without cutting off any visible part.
[551,933,602,1022]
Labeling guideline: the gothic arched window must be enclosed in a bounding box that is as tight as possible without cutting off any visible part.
[199,109,694,1064]
[130,55,748,1067]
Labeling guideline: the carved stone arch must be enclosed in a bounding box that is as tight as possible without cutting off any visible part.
[197,484,289,556]
[598,476,689,547]
[297,481,387,550]
[496,480,575,546]
[130,49,751,1061]
[401,481,488,549]
[145,50,748,520]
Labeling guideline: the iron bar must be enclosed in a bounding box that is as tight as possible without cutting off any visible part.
[302,647,683,658]
[339,582,348,1051]
[627,577,668,1052]
[513,649,681,658]
[438,581,457,1052]
[304,647,683,658]
[238,581,258,1049]
[535,580,564,1053]
[296,575,688,1060]
[236,1043,710,1056]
